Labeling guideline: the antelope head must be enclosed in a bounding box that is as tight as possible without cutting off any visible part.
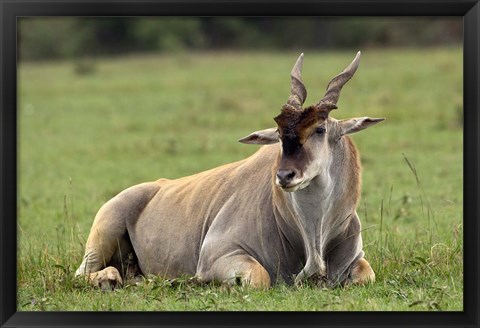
[240,52,385,192]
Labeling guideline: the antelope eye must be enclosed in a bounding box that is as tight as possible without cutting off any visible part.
[315,127,326,134]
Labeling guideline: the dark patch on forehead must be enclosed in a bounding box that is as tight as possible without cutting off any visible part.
[274,105,328,144]
[281,136,301,156]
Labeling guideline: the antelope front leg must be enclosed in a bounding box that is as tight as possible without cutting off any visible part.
[294,252,327,286]
[197,253,271,289]
[349,258,375,285]
[323,212,375,286]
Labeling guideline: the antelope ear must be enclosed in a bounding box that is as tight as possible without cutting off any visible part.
[339,117,385,136]
[238,127,279,145]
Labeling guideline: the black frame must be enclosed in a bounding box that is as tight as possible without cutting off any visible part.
[1,1,479,327]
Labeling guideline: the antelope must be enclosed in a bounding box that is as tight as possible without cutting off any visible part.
[75,52,384,289]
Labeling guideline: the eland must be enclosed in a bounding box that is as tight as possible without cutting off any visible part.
[75,52,384,289]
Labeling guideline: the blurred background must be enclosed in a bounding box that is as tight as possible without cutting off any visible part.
[18,17,462,61]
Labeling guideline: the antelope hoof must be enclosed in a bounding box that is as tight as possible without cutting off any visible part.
[350,258,375,285]
[89,266,123,291]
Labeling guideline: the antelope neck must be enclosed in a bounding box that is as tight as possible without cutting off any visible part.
[274,158,337,281]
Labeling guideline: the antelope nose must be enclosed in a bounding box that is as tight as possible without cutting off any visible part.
[276,169,296,187]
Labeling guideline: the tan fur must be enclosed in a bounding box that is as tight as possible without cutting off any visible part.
[241,259,271,289]
[88,266,123,290]
[342,135,362,206]
[350,258,375,284]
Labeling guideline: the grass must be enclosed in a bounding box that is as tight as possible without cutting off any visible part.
[17,47,463,311]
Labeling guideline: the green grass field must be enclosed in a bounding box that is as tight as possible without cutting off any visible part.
[17,48,463,311]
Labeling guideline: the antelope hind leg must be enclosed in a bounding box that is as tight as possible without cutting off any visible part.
[74,202,128,290]
[75,182,160,289]
[88,266,124,291]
